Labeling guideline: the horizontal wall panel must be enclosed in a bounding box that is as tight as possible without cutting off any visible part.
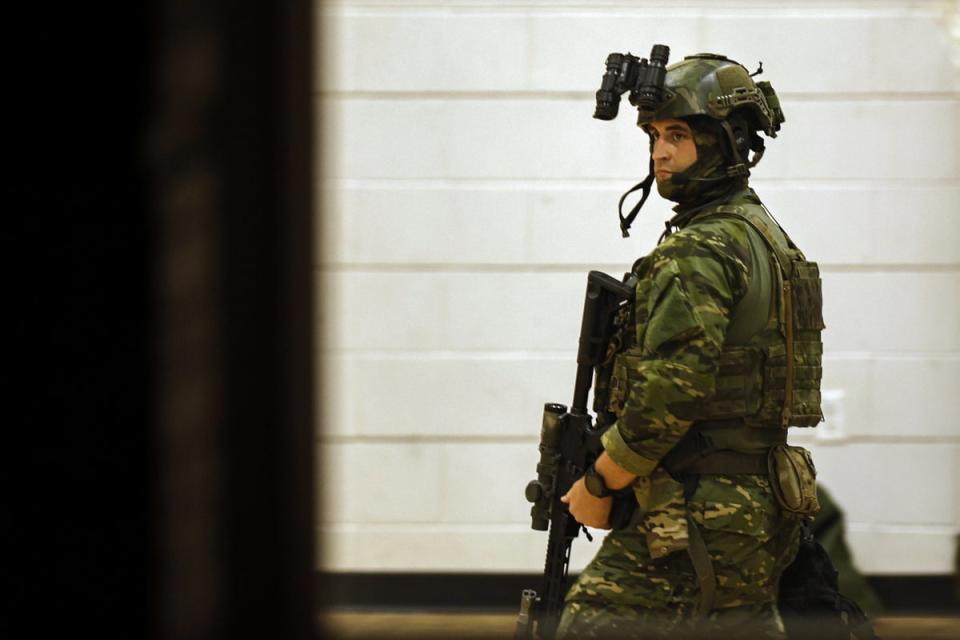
[317,523,608,573]
[321,9,956,95]
[763,186,960,267]
[320,184,960,267]
[321,271,585,352]
[318,443,550,525]
[319,442,575,526]
[821,272,960,353]
[317,436,956,530]
[319,354,575,438]
[439,443,542,524]
[319,443,444,524]
[317,440,958,529]
[320,270,960,352]
[316,523,956,574]
[819,356,960,440]
[318,354,960,440]
[319,183,671,269]
[846,526,959,575]
[699,13,958,96]
[318,441,608,525]
[322,13,549,93]
[805,443,957,526]
[321,97,959,181]
[318,441,957,568]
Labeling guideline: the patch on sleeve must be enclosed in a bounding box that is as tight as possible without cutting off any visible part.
[642,265,705,355]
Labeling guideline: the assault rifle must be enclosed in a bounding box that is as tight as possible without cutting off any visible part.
[515,270,636,640]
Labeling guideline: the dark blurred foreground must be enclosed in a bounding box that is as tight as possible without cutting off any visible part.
[5,2,316,638]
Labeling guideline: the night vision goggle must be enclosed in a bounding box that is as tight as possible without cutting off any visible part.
[593,44,670,123]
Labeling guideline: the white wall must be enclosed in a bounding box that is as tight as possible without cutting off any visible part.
[315,0,960,576]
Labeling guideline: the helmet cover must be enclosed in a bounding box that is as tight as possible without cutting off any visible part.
[638,53,785,137]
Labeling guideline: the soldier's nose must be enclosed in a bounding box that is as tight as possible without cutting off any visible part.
[652,140,670,162]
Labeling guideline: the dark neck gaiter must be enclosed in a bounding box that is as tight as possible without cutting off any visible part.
[619,119,749,238]
[655,123,749,237]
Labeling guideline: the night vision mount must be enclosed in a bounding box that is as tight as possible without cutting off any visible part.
[593,44,670,122]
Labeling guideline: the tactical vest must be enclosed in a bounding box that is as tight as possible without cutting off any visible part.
[606,201,825,430]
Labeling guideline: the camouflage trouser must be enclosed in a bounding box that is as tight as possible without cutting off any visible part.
[557,599,783,640]
[557,505,802,639]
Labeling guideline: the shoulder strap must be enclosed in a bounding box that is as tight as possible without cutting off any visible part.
[698,204,799,427]
[697,204,798,279]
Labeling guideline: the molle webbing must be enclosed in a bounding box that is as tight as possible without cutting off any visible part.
[782,281,795,427]
[699,205,825,429]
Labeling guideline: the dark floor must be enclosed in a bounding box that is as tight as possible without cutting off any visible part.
[320,611,960,639]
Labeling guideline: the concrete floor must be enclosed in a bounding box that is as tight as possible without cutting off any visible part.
[321,611,960,639]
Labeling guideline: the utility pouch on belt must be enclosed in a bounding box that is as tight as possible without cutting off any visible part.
[767,445,819,516]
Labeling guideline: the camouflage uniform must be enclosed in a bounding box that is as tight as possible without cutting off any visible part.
[558,53,821,639]
[558,189,804,639]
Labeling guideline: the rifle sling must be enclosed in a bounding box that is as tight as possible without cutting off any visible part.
[679,475,715,619]
[686,514,716,619]
[674,450,769,619]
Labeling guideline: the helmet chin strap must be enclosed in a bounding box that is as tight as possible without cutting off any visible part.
[617,156,655,238]
[675,119,764,184]
[615,121,766,237]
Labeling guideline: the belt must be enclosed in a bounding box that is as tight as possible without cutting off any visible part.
[669,448,770,621]
[668,449,769,476]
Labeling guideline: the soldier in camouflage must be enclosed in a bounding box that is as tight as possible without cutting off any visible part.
[556,53,825,638]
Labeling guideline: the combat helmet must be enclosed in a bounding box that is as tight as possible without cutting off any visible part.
[593,47,785,236]
[642,53,784,140]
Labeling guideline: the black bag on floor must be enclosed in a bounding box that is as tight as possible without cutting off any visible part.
[778,524,877,640]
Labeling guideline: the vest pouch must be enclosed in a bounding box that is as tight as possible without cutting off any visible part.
[767,445,820,517]
[787,260,825,427]
[790,261,826,332]
[704,347,763,419]
[748,341,823,429]
[608,350,643,417]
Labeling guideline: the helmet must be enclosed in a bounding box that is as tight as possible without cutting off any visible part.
[606,51,786,237]
[639,53,785,138]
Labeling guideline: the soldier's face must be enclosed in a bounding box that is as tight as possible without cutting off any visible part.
[648,119,698,182]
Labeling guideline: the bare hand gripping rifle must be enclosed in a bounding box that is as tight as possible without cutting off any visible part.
[515,270,637,640]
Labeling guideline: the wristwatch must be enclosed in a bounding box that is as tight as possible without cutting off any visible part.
[583,464,614,498]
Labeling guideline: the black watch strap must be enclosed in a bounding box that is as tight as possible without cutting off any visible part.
[584,464,614,498]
